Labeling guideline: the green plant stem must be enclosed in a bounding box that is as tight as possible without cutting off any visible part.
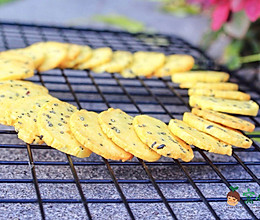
[240,54,260,63]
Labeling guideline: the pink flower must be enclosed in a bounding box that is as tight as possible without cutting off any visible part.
[190,0,260,30]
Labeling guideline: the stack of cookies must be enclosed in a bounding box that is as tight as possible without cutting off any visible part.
[0,41,195,79]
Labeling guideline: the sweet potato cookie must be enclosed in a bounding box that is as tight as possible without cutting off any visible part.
[133,115,193,162]
[37,100,92,157]
[185,82,239,90]
[10,95,57,144]
[188,89,250,101]
[0,82,49,125]
[76,47,113,69]
[59,43,82,69]
[66,45,93,69]
[32,42,67,72]
[121,51,165,77]
[92,50,132,73]
[70,110,133,161]
[189,96,259,116]
[172,71,229,83]
[98,108,161,162]
[183,112,252,148]
[192,108,255,132]
[154,54,194,77]
[168,119,232,156]
[0,56,34,80]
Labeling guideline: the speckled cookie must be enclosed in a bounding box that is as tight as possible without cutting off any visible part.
[154,54,194,77]
[9,95,57,144]
[183,112,252,148]
[192,108,255,132]
[37,100,92,157]
[133,115,194,162]
[76,47,113,69]
[121,51,165,77]
[31,41,67,72]
[168,119,232,156]
[0,56,34,80]
[0,83,49,125]
[188,89,250,101]
[172,71,230,83]
[92,50,132,73]
[66,45,93,69]
[98,108,161,162]
[70,110,133,161]
[189,82,239,90]
[189,96,259,116]
[59,43,82,69]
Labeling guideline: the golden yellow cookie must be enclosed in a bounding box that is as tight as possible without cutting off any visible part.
[0,83,49,125]
[1,47,45,69]
[31,41,67,72]
[168,119,232,156]
[191,108,255,132]
[183,112,252,148]
[92,51,132,73]
[188,89,250,101]
[189,96,259,116]
[59,43,81,69]
[37,100,91,157]
[76,47,113,69]
[70,110,133,161]
[9,95,57,144]
[98,108,161,162]
[154,54,194,77]
[133,115,193,162]
[0,57,34,80]
[190,82,238,90]
[66,45,93,69]
[172,71,229,83]
[121,51,165,77]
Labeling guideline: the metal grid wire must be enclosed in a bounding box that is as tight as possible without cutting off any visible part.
[0,22,259,220]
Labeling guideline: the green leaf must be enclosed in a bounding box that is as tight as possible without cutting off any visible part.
[0,0,16,5]
[92,14,146,33]
[200,29,223,50]
[222,40,243,70]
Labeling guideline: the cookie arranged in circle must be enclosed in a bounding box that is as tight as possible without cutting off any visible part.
[59,43,82,69]
[121,51,165,77]
[192,108,255,132]
[172,71,230,83]
[32,41,67,72]
[37,100,92,158]
[133,115,194,162]
[189,96,259,116]
[168,119,232,156]
[10,95,57,144]
[183,112,252,148]
[93,50,132,73]
[188,89,250,101]
[98,108,161,162]
[154,54,194,77]
[0,82,49,125]
[187,82,239,90]
[76,47,113,69]
[0,56,34,80]
[70,110,133,161]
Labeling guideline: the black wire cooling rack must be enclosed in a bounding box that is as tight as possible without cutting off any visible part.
[0,22,259,220]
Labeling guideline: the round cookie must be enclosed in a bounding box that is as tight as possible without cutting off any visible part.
[133,115,194,162]
[10,95,57,144]
[59,43,82,69]
[31,41,67,72]
[98,108,161,162]
[76,47,113,69]
[37,100,91,158]
[70,110,133,161]
[168,119,232,156]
